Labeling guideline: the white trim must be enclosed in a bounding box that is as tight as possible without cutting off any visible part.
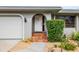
[54,14,56,20]
[76,15,79,31]
[0,13,25,40]
[0,6,62,10]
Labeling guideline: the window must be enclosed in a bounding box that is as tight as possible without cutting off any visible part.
[56,15,75,27]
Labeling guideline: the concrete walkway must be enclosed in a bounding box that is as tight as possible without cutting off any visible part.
[17,43,47,52]
[9,41,32,52]
[9,41,47,52]
[8,41,79,52]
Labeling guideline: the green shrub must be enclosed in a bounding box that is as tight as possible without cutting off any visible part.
[73,32,79,41]
[59,42,65,48]
[65,43,76,50]
[69,32,75,40]
[61,34,67,42]
[46,20,64,42]
[60,42,76,51]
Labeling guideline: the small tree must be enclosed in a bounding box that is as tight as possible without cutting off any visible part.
[46,19,64,42]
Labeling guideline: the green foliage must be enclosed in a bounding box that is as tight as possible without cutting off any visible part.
[60,42,76,51]
[65,43,76,50]
[69,32,75,40]
[61,34,67,42]
[46,19,64,42]
[73,32,79,41]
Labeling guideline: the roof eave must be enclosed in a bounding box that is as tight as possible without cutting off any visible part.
[0,6,62,12]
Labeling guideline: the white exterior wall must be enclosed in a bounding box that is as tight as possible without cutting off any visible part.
[22,13,51,39]
[43,13,51,34]
[0,12,78,39]
[0,13,51,39]
[64,28,75,36]
[22,13,34,39]
[43,13,51,20]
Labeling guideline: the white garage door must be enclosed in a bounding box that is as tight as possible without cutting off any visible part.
[0,16,23,39]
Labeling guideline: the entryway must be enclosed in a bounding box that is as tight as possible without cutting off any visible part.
[32,14,45,32]
[32,14,48,42]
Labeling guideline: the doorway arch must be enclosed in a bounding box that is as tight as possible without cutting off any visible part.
[32,14,46,33]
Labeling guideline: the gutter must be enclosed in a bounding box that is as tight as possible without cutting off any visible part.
[0,6,62,12]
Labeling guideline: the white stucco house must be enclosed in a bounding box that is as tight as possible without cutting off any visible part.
[0,6,79,41]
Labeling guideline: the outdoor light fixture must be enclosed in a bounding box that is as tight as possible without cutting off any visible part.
[24,18,27,23]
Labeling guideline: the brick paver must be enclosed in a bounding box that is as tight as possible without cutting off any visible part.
[32,32,48,42]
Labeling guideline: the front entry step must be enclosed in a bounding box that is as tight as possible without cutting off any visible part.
[32,32,48,42]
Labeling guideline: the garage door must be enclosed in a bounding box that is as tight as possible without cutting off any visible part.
[0,15,23,39]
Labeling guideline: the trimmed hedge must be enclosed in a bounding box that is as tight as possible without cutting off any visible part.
[46,19,64,42]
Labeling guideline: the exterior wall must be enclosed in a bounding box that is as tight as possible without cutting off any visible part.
[22,13,34,39]
[22,12,51,39]
[43,13,51,35]
[0,12,78,39]
[43,13,51,20]
[0,13,51,40]
[64,28,75,36]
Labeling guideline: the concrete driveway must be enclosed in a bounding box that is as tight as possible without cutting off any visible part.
[0,40,20,52]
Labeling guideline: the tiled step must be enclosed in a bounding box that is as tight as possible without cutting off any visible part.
[32,32,48,42]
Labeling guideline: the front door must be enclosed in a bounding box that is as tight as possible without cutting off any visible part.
[34,15,44,32]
